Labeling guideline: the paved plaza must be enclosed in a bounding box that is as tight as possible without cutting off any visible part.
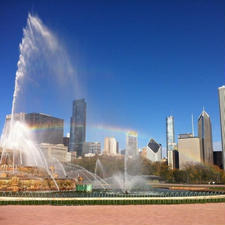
[0,203,224,225]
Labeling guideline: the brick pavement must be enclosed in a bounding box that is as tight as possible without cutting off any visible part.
[0,204,224,225]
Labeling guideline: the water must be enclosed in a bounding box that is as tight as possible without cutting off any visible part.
[0,14,112,192]
[95,158,105,178]
[0,13,77,190]
[11,13,78,117]
[63,163,109,189]
[0,13,156,194]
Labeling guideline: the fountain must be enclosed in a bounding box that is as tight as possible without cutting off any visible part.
[0,13,223,205]
[0,13,92,193]
[95,158,105,179]
[99,153,152,193]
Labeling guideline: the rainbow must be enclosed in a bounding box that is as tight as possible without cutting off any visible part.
[89,124,150,140]
[29,124,63,131]
[28,122,150,140]
[89,124,133,134]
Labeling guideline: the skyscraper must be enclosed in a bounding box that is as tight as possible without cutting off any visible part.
[166,116,175,155]
[166,116,175,152]
[218,86,225,170]
[126,131,138,158]
[198,109,213,164]
[69,99,86,156]
[103,137,117,155]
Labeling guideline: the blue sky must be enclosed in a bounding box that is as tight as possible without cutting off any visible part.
[0,0,224,156]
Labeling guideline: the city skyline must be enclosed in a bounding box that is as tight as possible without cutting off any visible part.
[0,1,224,155]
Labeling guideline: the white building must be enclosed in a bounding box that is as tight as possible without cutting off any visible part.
[103,137,118,155]
[142,139,162,162]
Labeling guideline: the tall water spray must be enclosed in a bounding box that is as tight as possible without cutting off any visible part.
[12,14,60,118]
[0,14,78,190]
[1,14,58,162]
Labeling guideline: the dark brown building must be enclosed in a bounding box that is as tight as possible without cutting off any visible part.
[6,113,64,144]
[213,151,223,169]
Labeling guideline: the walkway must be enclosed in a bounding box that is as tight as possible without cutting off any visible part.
[0,204,224,225]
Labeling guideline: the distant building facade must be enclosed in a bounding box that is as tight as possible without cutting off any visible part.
[83,142,101,155]
[126,131,138,158]
[198,110,213,164]
[69,99,86,157]
[178,133,202,169]
[143,139,162,162]
[103,137,117,155]
[40,143,71,162]
[218,86,225,170]
[6,113,64,144]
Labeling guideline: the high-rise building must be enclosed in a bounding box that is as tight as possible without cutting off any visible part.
[198,109,213,164]
[69,99,86,157]
[126,131,138,158]
[6,113,64,144]
[218,86,225,170]
[178,133,202,169]
[166,116,175,152]
[144,139,162,162]
[103,137,117,155]
[166,116,176,166]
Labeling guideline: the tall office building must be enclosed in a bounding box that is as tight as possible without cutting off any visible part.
[126,131,138,158]
[166,116,175,152]
[178,133,202,169]
[103,137,117,155]
[198,109,213,164]
[6,113,64,144]
[69,99,86,157]
[166,116,176,167]
[218,86,225,170]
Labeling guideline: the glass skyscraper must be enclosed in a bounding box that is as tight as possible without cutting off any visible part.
[218,86,225,170]
[166,116,175,156]
[198,110,213,164]
[69,99,86,156]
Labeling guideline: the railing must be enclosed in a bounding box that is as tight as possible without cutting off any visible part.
[0,189,223,198]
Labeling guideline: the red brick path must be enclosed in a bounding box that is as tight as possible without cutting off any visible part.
[0,204,224,225]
